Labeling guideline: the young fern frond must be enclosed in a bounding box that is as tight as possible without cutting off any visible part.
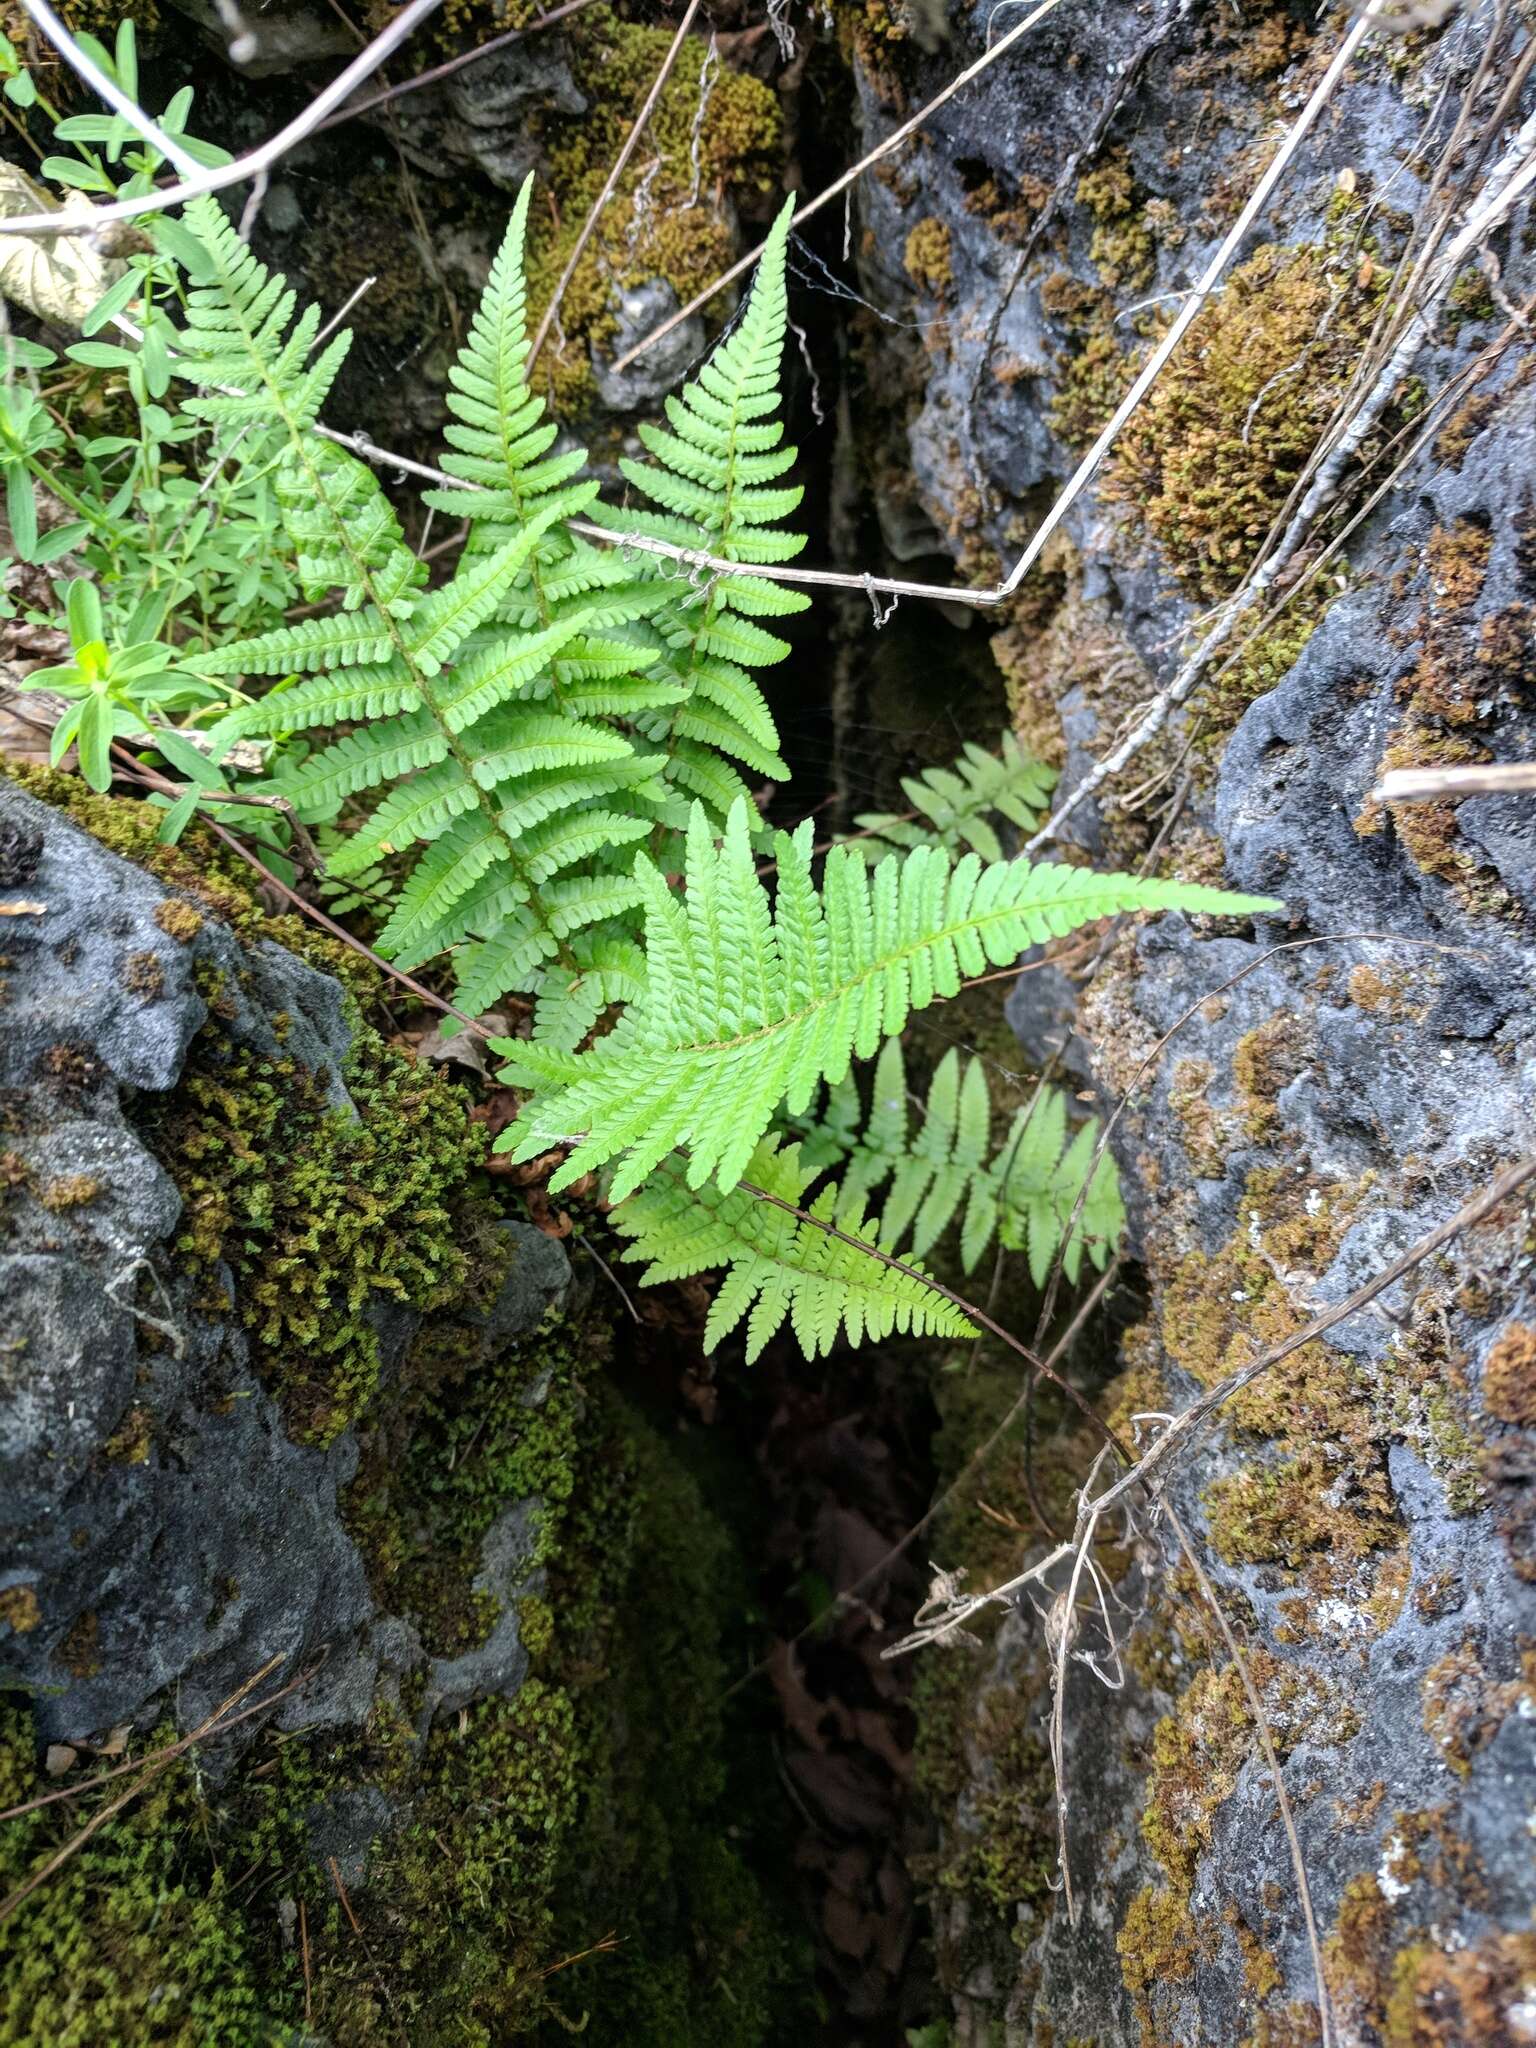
[611,1137,975,1362]
[497,796,1280,1200]
[852,733,1059,864]
[603,197,807,825]
[797,1037,1125,1283]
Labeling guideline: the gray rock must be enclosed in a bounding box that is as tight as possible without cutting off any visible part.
[0,778,567,1764]
[383,42,586,191]
[838,1,1536,2036]
[592,279,708,411]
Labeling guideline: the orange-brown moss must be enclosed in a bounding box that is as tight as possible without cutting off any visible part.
[903,216,954,298]
[1482,1323,1536,1426]
[1384,1929,1536,2046]
[153,897,204,943]
[38,1173,103,1212]
[0,1586,40,1634]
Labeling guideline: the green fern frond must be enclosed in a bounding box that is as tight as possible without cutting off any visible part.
[611,1137,976,1362]
[853,733,1059,864]
[497,797,1280,1200]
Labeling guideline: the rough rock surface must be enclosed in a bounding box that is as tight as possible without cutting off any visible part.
[0,777,568,1749]
[839,1,1536,2040]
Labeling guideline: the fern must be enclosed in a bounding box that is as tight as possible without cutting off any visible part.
[496,797,1279,1199]
[797,1037,1124,1283]
[611,1137,975,1361]
[851,733,1058,863]
[162,178,1281,1364]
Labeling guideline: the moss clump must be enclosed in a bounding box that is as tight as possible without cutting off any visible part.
[1117,1884,1199,2008]
[153,898,203,944]
[1199,584,1334,749]
[526,7,782,416]
[135,1022,479,1445]
[1049,327,1136,448]
[344,1276,583,1659]
[919,1682,1057,1922]
[1482,1322,1536,1425]
[1385,1929,1536,2045]
[1160,1169,1416,1568]
[0,1586,40,1634]
[1076,146,1155,291]
[1105,239,1387,600]
[37,1173,103,1212]
[904,216,954,298]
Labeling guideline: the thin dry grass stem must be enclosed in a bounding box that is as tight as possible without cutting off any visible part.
[1164,1502,1335,2048]
[0,1647,327,1827]
[300,1897,313,2027]
[537,1929,623,1979]
[1091,1150,1536,1523]
[0,1648,331,1922]
[607,0,1070,374]
[526,0,702,372]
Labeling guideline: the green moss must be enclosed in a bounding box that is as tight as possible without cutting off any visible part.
[1199,585,1334,749]
[1105,237,1388,601]
[135,1017,480,1446]
[344,1290,584,1658]
[1049,327,1136,448]
[1076,147,1155,291]
[527,7,782,416]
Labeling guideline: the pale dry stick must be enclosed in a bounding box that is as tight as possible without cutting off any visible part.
[1377,761,1536,800]
[1026,103,1536,853]
[3,0,446,236]
[526,0,702,372]
[1164,1502,1334,2048]
[1046,1443,1116,1925]
[608,0,1069,374]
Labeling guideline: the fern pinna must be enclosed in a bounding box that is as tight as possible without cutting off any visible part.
[497,799,1277,1199]
[796,1036,1125,1285]
[171,176,1279,1361]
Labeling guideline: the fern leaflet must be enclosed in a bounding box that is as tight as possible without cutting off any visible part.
[611,1137,975,1361]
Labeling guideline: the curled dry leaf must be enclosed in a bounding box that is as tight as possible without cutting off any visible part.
[0,161,130,329]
